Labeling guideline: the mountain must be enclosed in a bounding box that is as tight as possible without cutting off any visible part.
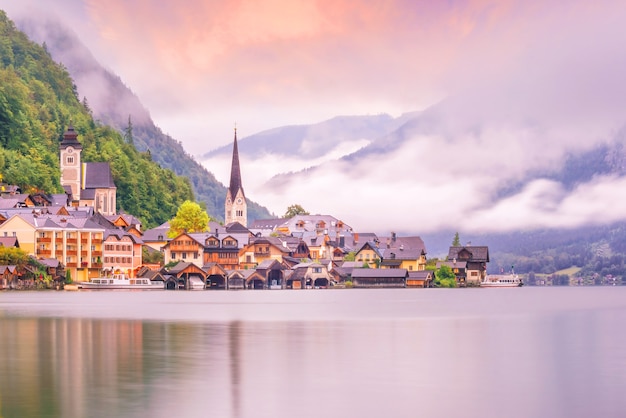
[14,15,272,223]
[204,95,626,280]
[0,11,194,228]
[202,112,419,160]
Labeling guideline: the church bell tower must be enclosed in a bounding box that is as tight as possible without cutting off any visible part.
[59,124,83,201]
[225,128,247,226]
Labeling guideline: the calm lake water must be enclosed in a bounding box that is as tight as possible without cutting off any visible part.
[1,287,626,418]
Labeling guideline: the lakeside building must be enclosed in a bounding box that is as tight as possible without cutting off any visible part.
[0,126,443,289]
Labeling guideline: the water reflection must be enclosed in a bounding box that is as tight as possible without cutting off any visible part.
[1,291,626,418]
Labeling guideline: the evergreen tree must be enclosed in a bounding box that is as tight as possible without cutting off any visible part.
[124,114,134,145]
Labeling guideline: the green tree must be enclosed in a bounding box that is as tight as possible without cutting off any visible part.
[452,232,461,246]
[168,200,209,238]
[284,204,309,218]
[344,251,356,261]
[0,246,29,267]
[142,246,164,265]
[435,265,457,288]
[124,114,133,145]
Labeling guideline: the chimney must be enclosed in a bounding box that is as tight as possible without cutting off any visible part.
[392,232,396,242]
[215,228,219,237]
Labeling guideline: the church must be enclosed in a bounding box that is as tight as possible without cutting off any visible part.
[59,124,117,215]
[224,128,247,226]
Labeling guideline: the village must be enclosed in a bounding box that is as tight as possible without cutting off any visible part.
[0,125,492,290]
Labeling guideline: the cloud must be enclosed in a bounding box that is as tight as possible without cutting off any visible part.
[3,0,626,235]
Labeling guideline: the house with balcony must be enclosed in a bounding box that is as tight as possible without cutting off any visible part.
[445,245,489,286]
[239,236,309,269]
[203,231,250,270]
[161,232,206,265]
[287,261,333,289]
[354,241,384,268]
[0,213,105,282]
[103,230,143,277]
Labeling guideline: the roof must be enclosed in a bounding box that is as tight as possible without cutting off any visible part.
[224,221,252,234]
[0,237,19,247]
[447,246,490,263]
[143,224,170,242]
[0,265,17,274]
[0,198,19,209]
[437,260,467,269]
[104,229,144,244]
[278,215,353,235]
[351,268,408,278]
[248,218,284,230]
[355,241,384,258]
[83,162,115,189]
[408,270,433,279]
[292,261,326,270]
[380,247,423,260]
[256,259,284,270]
[59,124,82,149]
[2,213,105,231]
[379,236,427,253]
[37,258,60,268]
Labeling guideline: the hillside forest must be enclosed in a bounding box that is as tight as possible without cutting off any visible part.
[0,11,194,228]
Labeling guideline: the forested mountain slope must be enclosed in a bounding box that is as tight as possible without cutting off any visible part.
[14,15,271,222]
[0,11,193,228]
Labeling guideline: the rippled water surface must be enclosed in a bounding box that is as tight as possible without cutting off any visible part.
[1,287,625,418]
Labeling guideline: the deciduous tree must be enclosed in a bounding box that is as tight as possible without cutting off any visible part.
[284,204,309,218]
[168,200,209,238]
[435,265,457,288]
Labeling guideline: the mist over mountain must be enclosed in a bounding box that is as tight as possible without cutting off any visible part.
[7,7,626,279]
[14,15,271,223]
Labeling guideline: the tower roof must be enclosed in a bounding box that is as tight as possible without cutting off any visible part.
[60,124,82,149]
[228,128,244,198]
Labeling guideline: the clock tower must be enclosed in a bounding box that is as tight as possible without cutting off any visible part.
[225,128,247,226]
[59,124,83,201]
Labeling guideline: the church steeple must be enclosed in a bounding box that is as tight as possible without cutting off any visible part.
[229,127,244,199]
[59,123,83,201]
[225,127,247,226]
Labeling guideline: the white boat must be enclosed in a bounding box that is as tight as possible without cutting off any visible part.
[481,274,523,288]
[79,273,164,290]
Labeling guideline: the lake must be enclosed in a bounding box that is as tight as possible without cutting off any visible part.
[1,287,625,418]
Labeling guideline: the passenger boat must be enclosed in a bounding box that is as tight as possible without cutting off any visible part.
[481,274,523,288]
[79,273,163,290]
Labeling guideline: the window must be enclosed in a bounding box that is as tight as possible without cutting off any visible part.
[182,252,187,259]
[67,156,74,164]
[172,252,176,259]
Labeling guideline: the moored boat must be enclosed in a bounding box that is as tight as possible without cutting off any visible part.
[79,273,164,290]
[481,274,523,288]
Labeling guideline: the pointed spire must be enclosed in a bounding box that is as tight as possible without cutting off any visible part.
[228,126,244,197]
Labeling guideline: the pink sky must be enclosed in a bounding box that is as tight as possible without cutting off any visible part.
[2,0,626,234]
[1,0,592,153]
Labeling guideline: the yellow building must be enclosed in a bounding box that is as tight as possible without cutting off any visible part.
[0,213,104,282]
